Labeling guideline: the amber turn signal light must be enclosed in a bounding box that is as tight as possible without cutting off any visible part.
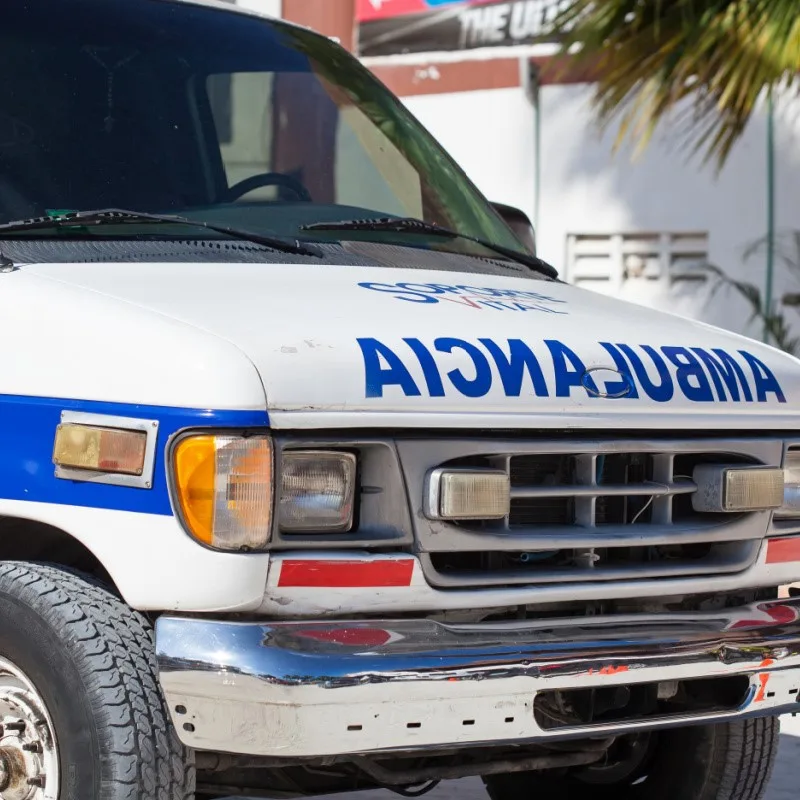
[172,435,273,550]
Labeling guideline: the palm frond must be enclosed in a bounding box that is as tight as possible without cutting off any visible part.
[742,228,800,273]
[553,0,800,168]
[701,262,799,355]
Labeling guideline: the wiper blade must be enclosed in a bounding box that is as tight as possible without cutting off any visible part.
[0,209,322,258]
[301,216,558,279]
[304,217,460,236]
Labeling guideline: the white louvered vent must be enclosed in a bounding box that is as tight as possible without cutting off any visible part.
[566,232,709,291]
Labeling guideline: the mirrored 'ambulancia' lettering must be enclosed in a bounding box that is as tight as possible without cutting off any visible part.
[356,337,787,404]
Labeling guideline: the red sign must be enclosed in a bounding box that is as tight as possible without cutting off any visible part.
[357,0,560,57]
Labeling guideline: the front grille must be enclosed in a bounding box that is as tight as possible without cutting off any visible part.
[506,451,754,529]
[510,454,574,525]
[405,438,781,589]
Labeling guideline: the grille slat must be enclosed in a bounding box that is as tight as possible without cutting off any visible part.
[412,439,778,589]
[511,481,695,499]
[423,539,761,586]
[419,517,767,551]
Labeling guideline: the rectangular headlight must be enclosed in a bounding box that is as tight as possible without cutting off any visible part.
[692,464,784,512]
[775,450,800,519]
[279,451,357,533]
[172,434,273,550]
[426,469,510,520]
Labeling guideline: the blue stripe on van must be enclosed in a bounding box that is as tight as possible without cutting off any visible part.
[0,394,269,516]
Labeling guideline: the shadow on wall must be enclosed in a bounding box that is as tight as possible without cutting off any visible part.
[538,81,800,346]
[676,230,800,356]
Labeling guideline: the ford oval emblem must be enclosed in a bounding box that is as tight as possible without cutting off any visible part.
[581,366,635,399]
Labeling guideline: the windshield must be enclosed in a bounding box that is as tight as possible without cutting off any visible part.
[1,0,525,259]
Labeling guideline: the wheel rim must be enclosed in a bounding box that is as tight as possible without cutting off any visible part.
[0,657,59,800]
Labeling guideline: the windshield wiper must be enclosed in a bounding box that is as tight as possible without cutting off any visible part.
[0,209,322,258]
[301,216,558,279]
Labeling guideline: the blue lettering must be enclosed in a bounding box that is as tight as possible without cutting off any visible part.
[396,283,447,294]
[514,301,566,314]
[357,282,438,304]
[357,338,421,398]
[661,347,714,402]
[434,337,493,397]
[358,282,396,293]
[598,343,639,398]
[691,348,752,402]
[518,291,553,301]
[456,285,502,297]
[403,338,445,397]
[480,339,549,397]
[617,344,674,402]
[358,282,567,314]
[426,284,460,294]
[545,340,598,397]
[738,350,786,403]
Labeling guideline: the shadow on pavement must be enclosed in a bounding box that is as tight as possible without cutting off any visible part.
[766,719,800,800]
[225,716,800,800]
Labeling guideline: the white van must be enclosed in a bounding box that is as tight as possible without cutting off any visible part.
[0,1,797,798]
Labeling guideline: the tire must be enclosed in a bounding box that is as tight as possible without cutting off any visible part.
[0,561,195,799]
[484,718,779,800]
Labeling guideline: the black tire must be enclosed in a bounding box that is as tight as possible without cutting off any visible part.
[0,561,195,799]
[484,718,779,800]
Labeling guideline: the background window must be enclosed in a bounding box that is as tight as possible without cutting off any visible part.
[566,231,709,291]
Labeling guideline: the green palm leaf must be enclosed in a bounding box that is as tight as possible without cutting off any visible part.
[553,0,800,168]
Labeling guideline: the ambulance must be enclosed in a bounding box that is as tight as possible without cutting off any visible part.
[0,1,797,798]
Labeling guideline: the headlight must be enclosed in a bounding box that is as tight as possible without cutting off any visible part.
[426,469,510,520]
[172,434,273,550]
[280,451,357,533]
[775,450,800,519]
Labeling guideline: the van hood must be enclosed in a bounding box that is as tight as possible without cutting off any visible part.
[23,261,800,431]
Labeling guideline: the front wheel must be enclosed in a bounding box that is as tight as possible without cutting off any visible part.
[484,718,779,800]
[0,562,195,799]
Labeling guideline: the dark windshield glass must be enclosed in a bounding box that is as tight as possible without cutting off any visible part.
[0,0,522,255]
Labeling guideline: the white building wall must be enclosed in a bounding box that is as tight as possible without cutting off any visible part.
[235,0,281,17]
[404,86,537,220]
[404,81,800,344]
[538,83,800,339]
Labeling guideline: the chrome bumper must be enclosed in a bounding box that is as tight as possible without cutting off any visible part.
[155,599,800,758]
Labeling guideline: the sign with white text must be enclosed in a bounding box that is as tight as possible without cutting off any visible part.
[356,0,562,57]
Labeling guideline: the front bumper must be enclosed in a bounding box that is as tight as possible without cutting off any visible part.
[155,599,800,758]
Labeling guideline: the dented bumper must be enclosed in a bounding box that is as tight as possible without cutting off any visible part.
[155,599,800,758]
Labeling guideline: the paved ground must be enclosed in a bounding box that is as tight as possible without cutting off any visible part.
[313,714,800,800]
